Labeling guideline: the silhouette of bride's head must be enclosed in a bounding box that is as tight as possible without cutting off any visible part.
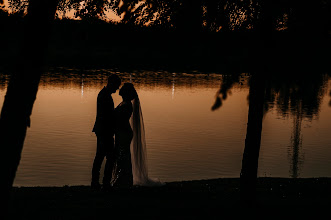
[119,83,138,101]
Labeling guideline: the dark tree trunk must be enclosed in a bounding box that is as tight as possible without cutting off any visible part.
[176,0,203,33]
[258,0,274,51]
[0,0,58,217]
[240,73,266,205]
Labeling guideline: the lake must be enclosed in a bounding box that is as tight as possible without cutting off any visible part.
[0,68,330,186]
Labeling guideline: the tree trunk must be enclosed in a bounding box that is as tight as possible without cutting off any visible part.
[0,0,58,217]
[240,73,266,205]
[176,0,203,32]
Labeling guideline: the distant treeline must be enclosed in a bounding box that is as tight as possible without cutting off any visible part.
[0,0,330,72]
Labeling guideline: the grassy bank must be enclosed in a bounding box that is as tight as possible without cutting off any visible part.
[8,177,331,219]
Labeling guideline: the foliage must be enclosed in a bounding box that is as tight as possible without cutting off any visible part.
[5,0,28,15]
[2,0,329,33]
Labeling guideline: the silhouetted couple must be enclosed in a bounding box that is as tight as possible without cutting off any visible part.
[91,74,161,190]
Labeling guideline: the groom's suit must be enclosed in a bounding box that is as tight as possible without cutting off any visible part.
[92,86,116,186]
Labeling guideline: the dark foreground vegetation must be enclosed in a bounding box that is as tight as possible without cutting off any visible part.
[9,178,331,219]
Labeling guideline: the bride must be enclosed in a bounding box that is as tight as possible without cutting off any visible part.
[111,82,163,187]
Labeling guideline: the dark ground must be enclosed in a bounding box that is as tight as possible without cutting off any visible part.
[8,177,331,219]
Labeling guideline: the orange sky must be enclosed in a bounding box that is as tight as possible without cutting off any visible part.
[2,0,123,22]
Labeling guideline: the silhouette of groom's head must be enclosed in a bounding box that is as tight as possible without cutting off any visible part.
[107,74,121,93]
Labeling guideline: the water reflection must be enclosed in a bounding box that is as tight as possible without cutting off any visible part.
[289,111,303,178]
[214,72,330,180]
[0,69,330,186]
[264,74,328,119]
[172,73,176,100]
[81,77,84,98]
[265,73,328,178]
[27,68,227,92]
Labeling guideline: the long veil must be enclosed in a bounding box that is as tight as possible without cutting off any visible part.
[130,96,163,186]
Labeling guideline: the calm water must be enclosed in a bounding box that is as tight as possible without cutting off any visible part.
[0,68,330,186]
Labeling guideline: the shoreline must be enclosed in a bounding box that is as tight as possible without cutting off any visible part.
[9,177,331,218]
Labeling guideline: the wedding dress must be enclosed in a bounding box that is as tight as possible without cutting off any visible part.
[130,97,164,186]
[112,96,163,187]
[112,101,134,187]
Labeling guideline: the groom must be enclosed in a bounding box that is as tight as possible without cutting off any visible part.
[91,74,121,190]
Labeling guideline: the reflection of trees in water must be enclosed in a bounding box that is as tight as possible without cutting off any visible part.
[264,73,328,119]
[213,72,328,126]
[0,68,224,90]
[212,71,329,202]
[213,72,329,181]
[289,108,303,178]
[264,73,328,178]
